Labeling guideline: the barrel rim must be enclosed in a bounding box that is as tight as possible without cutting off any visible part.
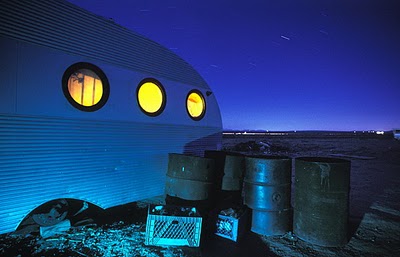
[166,174,215,183]
[245,155,291,160]
[295,156,350,164]
[204,150,245,157]
[168,152,214,161]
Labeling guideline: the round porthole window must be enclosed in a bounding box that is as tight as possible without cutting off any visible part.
[137,78,166,116]
[62,62,110,112]
[186,90,206,120]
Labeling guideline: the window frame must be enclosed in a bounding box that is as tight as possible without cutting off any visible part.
[136,78,167,117]
[62,62,110,112]
[186,89,206,121]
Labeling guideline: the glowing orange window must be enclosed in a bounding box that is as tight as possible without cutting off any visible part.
[68,69,103,107]
[62,62,109,112]
[186,90,206,120]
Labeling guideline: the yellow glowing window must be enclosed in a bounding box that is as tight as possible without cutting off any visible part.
[137,79,166,116]
[62,63,109,112]
[186,90,206,120]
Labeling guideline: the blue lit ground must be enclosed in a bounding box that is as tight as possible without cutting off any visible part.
[1,135,399,256]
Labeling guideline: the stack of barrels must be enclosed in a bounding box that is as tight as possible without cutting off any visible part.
[164,151,246,211]
[164,152,351,247]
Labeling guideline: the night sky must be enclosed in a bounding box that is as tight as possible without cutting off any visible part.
[67,0,400,131]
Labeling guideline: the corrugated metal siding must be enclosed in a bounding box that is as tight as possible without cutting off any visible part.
[0,0,209,89]
[0,114,221,233]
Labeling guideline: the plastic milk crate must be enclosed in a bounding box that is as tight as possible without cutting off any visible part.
[145,204,202,247]
[215,207,249,242]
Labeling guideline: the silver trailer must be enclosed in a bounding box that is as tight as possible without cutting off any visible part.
[0,0,222,234]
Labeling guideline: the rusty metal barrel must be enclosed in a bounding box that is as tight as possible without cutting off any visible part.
[294,157,351,247]
[205,150,245,207]
[165,153,215,201]
[204,150,245,191]
[243,155,292,236]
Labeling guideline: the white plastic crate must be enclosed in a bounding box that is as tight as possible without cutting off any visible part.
[215,207,249,242]
[145,204,202,247]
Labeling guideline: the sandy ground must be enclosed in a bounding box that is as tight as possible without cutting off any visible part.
[1,135,399,256]
[223,135,400,257]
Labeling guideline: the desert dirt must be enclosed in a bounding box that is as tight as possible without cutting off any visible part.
[223,135,400,257]
[1,135,399,257]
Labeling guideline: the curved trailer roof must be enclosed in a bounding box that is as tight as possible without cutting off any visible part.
[0,0,210,89]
